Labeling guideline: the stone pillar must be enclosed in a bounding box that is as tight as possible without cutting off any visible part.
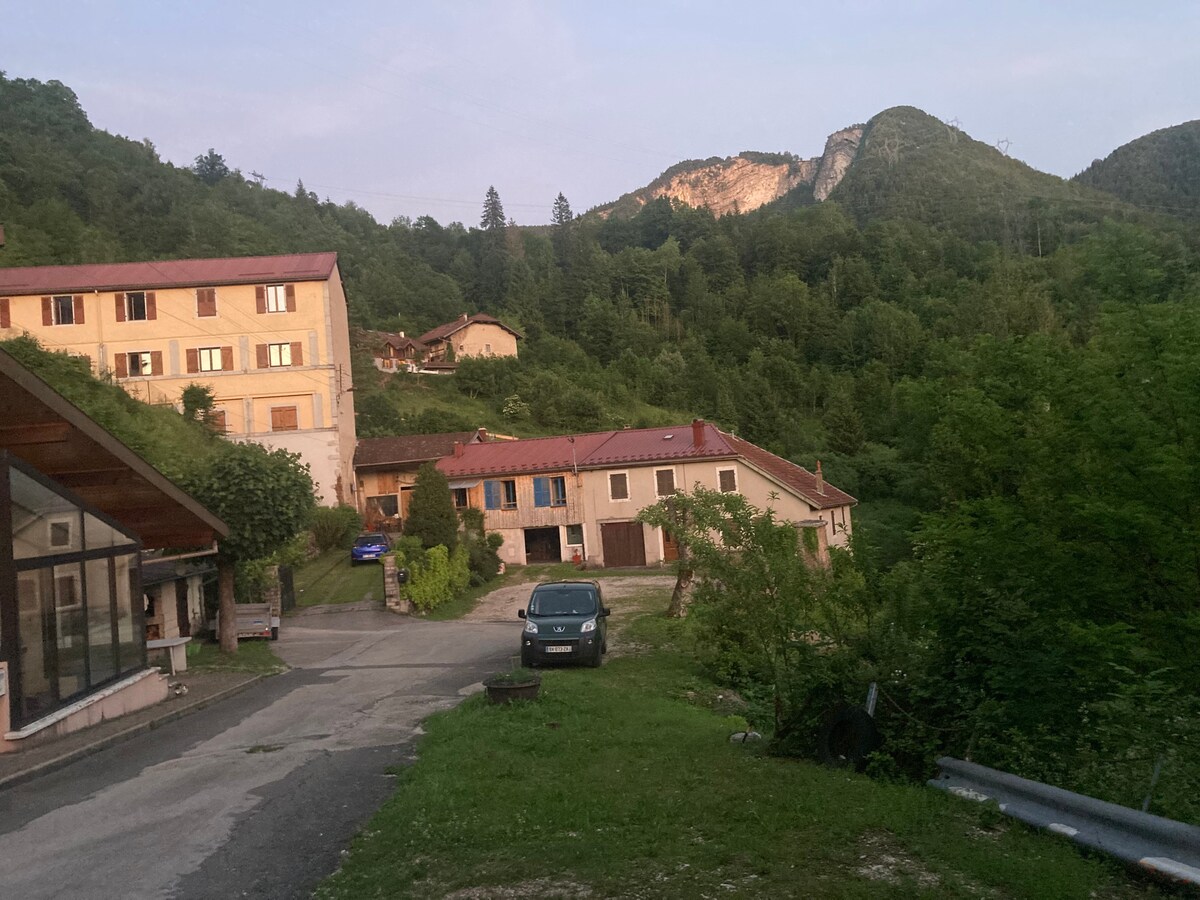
[382,556,412,614]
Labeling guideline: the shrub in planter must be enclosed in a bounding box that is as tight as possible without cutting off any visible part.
[483,668,542,704]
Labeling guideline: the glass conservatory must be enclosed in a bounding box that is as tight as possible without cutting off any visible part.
[0,453,145,730]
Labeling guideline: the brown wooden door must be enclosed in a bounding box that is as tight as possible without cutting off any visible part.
[176,583,191,638]
[601,522,646,568]
[662,530,680,563]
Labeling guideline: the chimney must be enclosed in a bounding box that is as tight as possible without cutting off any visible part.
[815,460,825,494]
[477,427,488,442]
[399,330,405,338]
[453,441,464,458]
[461,312,469,322]
[692,418,705,447]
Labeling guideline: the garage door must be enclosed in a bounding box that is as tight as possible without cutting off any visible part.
[601,522,646,568]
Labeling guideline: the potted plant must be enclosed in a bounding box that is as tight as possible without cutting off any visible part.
[483,668,541,704]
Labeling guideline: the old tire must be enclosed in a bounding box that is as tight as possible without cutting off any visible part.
[817,703,881,772]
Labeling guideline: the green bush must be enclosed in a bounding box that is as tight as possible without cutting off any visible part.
[310,505,363,553]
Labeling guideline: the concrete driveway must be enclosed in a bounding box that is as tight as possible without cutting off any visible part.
[0,608,516,900]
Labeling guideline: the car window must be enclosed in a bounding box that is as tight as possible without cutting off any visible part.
[529,587,597,616]
[355,534,387,547]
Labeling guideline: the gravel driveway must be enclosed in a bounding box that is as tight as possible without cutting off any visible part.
[464,574,676,624]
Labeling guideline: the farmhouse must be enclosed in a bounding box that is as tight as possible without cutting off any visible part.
[436,419,855,567]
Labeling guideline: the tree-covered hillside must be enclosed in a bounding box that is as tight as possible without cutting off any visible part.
[5,73,1200,814]
[1073,119,1200,219]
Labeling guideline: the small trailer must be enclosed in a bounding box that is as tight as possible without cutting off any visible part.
[216,602,279,640]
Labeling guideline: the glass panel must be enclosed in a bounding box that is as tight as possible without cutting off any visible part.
[11,467,82,559]
[55,563,87,702]
[83,510,138,551]
[114,554,142,675]
[86,558,116,685]
[17,568,56,722]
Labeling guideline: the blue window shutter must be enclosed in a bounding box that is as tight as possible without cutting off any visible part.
[485,481,500,510]
[533,477,550,508]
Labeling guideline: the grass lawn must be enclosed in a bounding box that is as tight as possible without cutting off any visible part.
[317,612,1162,899]
[293,551,387,608]
[185,639,286,675]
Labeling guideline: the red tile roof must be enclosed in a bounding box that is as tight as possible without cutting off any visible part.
[0,252,339,295]
[435,420,855,509]
[721,432,856,509]
[419,313,523,345]
[437,432,614,477]
[355,431,480,469]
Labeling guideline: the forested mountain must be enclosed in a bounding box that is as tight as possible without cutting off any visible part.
[4,72,1200,818]
[1073,119,1200,219]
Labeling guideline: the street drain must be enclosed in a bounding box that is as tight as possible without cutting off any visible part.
[245,744,285,754]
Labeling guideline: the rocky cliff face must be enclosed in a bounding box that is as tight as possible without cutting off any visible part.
[598,125,864,218]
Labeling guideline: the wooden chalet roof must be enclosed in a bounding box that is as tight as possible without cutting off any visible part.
[418,313,523,345]
[354,431,483,469]
[0,348,228,549]
[0,252,338,295]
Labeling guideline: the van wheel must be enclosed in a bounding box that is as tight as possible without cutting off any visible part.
[587,649,602,668]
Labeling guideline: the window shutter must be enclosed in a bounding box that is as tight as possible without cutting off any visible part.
[256,344,269,368]
[484,480,501,510]
[73,296,85,325]
[656,469,675,496]
[533,477,550,508]
[255,285,266,314]
[115,293,126,322]
[42,296,52,326]
[196,288,216,317]
[290,341,302,366]
[150,351,163,376]
[284,284,296,312]
[610,472,629,500]
[186,348,199,373]
[0,298,9,329]
[221,346,234,371]
[146,292,157,320]
[115,354,128,379]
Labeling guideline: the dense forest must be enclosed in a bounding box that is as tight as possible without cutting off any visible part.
[3,73,1198,820]
[1074,119,1200,220]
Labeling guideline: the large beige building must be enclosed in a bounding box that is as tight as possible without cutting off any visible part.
[0,252,356,504]
[435,420,855,567]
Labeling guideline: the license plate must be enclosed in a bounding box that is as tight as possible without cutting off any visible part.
[545,645,573,653]
[361,553,376,559]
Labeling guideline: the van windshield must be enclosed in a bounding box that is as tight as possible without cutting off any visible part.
[529,587,597,617]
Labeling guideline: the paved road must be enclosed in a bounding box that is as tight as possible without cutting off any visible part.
[0,609,516,900]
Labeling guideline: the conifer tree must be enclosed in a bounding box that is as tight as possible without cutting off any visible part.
[552,192,573,226]
[404,462,459,550]
[481,186,506,231]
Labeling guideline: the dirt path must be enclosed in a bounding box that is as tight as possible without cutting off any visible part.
[463,574,676,624]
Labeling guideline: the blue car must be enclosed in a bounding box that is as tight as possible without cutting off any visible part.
[350,532,390,565]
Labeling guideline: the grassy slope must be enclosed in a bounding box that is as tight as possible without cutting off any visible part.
[318,606,1160,899]
[186,640,285,675]
[293,552,386,608]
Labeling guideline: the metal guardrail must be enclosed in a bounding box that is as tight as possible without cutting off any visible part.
[929,757,1200,887]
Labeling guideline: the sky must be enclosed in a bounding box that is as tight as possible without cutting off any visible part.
[3,1,1197,226]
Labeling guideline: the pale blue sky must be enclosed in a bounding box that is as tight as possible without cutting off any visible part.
[2,1,1197,225]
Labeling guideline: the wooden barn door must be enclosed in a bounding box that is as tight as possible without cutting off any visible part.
[601,522,646,568]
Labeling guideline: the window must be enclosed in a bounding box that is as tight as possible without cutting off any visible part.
[717,467,738,493]
[533,476,568,508]
[257,341,302,368]
[208,409,228,434]
[49,519,73,548]
[265,284,288,313]
[196,287,217,318]
[566,524,584,546]
[270,406,299,432]
[452,488,468,509]
[655,468,677,498]
[53,295,75,325]
[115,350,161,379]
[198,347,223,372]
[268,343,292,367]
[367,495,399,518]
[485,343,493,355]
[484,479,517,510]
[128,351,154,376]
[609,471,629,501]
[123,292,149,321]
